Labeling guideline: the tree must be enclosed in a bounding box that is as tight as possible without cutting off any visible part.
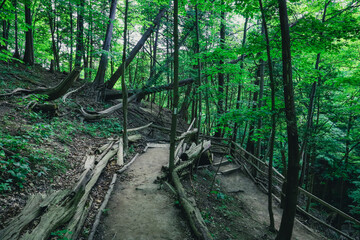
[93,0,118,88]
[169,0,179,174]
[122,0,129,153]
[23,0,34,65]
[276,0,301,238]
[74,0,84,67]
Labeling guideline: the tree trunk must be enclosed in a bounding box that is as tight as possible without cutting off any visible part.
[231,17,248,150]
[69,0,73,71]
[74,0,84,67]
[259,0,276,231]
[214,0,225,138]
[122,0,129,153]
[47,2,60,71]
[93,0,118,88]
[13,0,20,59]
[105,7,168,89]
[276,0,301,239]
[23,0,34,65]
[169,0,179,174]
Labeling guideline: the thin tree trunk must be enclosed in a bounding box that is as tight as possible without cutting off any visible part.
[122,0,129,152]
[13,0,20,59]
[69,0,73,71]
[23,0,34,65]
[195,3,202,143]
[93,0,118,87]
[74,0,84,67]
[48,2,60,71]
[106,7,168,89]
[231,17,248,148]
[169,0,179,174]
[259,0,275,231]
[276,0,301,238]
[214,0,225,138]
[299,1,330,187]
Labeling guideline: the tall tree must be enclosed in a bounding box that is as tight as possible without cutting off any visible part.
[276,0,301,239]
[122,0,129,153]
[13,0,20,59]
[105,7,168,89]
[93,0,118,88]
[259,0,275,231]
[23,0,34,65]
[74,0,84,67]
[169,0,179,174]
[214,0,226,138]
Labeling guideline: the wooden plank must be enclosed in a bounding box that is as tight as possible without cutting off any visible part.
[147,143,170,148]
[117,138,124,166]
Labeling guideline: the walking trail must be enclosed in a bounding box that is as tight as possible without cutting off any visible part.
[96,145,192,240]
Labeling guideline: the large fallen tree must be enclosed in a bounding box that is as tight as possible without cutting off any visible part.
[80,78,194,120]
[0,67,82,101]
[104,78,194,100]
[105,7,168,89]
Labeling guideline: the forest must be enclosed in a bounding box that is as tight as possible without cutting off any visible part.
[0,0,359,239]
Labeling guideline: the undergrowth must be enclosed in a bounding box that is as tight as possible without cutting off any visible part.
[0,95,123,193]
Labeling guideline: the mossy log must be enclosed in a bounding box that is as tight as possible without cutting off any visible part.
[171,140,213,240]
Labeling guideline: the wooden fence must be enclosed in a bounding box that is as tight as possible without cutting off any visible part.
[216,140,360,240]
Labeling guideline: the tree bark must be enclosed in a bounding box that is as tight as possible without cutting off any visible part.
[122,0,129,153]
[169,0,179,174]
[13,0,20,59]
[105,7,168,89]
[74,0,84,67]
[23,0,34,65]
[276,0,301,239]
[93,0,118,88]
[259,0,276,231]
[214,0,226,138]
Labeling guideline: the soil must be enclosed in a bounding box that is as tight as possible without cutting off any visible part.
[95,145,193,240]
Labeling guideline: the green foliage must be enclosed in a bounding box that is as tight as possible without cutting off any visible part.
[50,229,72,240]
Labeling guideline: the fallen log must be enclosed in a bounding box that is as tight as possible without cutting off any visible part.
[171,141,213,240]
[176,128,198,142]
[88,173,117,240]
[127,122,153,133]
[0,67,82,101]
[104,78,194,100]
[118,153,139,174]
[117,138,124,166]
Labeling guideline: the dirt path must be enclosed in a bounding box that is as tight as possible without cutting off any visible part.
[96,145,192,240]
[215,158,326,240]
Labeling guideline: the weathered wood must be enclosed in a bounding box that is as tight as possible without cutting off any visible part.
[0,194,45,240]
[95,141,115,163]
[128,134,142,143]
[117,137,124,166]
[175,119,196,165]
[219,167,241,175]
[0,67,82,101]
[88,173,117,240]
[84,154,96,170]
[147,143,170,148]
[118,153,139,174]
[176,128,198,141]
[150,124,182,134]
[179,140,211,162]
[232,141,360,227]
[64,197,93,240]
[127,122,153,133]
[171,170,213,240]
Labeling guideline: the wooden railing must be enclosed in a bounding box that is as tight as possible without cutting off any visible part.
[227,141,359,240]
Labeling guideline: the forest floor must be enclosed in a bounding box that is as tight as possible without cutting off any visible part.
[0,62,329,239]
